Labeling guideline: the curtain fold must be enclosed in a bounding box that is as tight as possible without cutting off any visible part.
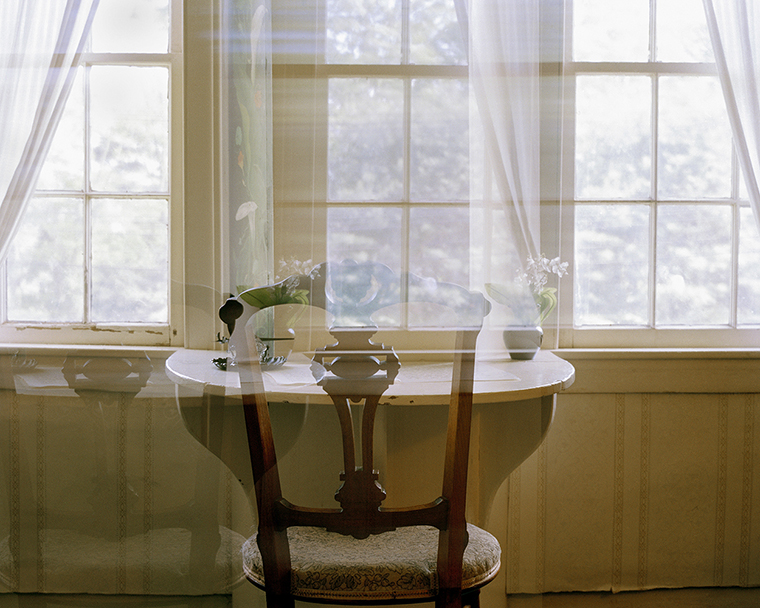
[0,0,99,265]
[227,0,273,294]
[469,0,541,266]
[466,0,544,330]
[703,0,760,227]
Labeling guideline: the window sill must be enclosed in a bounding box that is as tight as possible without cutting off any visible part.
[553,347,760,394]
[0,343,182,360]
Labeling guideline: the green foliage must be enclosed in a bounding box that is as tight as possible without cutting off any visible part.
[239,283,309,309]
[486,255,567,326]
[485,281,540,326]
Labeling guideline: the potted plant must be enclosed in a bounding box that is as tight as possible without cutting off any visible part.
[216,269,315,370]
[485,255,568,360]
[240,274,312,366]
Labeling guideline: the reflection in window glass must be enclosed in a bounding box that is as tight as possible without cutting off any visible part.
[326,0,401,64]
[327,206,402,270]
[90,66,169,193]
[327,207,403,326]
[91,0,169,54]
[575,76,651,200]
[738,207,760,324]
[410,79,469,202]
[575,204,650,326]
[573,0,649,62]
[409,206,469,287]
[7,199,85,322]
[658,76,731,200]
[328,79,404,201]
[656,0,713,62]
[409,0,466,65]
[92,199,169,323]
[656,204,731,326]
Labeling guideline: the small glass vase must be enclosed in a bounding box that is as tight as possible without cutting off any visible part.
[502,326,543,360]
[255,328,294,369]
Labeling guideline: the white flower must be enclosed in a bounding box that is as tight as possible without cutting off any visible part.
[548,256,568,278]
[519,255,567,293]
[276,256,317,280]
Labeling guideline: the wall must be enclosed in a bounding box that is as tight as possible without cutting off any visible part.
[0,350,254,597]
[4,348,760,603]
[497,350,760,594]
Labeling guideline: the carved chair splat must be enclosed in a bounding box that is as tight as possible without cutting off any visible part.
[226,261,500,608]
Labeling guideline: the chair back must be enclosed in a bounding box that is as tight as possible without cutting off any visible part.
[223,261,489,602]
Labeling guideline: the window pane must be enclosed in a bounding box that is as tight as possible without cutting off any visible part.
[91,199,169,323]
[655,204,731,325]
[327,206,402,268]
[326,206,403,326]
[90,66,169,193]
[91,0,169,53]
[326,0,401,64]
[573,0,649,62]
[575,76,652,200]
[328,79,404,201]
[7,198,84,322]
[410,79,468,202]
[575,204,650,326]
[410,0,466,65]
[36,71,84,191]
[738,206,760,324]
[658,76,731,199]
[409,206,469,286]
[656,0,713,63]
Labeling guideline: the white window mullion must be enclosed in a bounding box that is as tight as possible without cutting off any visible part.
[401,0,410,66]
[400,0,411,316]
[170,0,183,54]
[649,0,657,62]
[83,64,92,324]
[84,196,92,323]
[731,141,742,328]
[650,72,659,328]
[402,77,412,282]
[730,202,740,327]
[649,201,658,328]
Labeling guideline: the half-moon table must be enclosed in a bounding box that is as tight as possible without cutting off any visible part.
[166,348,574,527]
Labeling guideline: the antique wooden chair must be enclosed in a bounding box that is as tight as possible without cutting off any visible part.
[223,261,500,608]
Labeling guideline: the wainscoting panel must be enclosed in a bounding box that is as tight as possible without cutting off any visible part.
[0,351,255,599]
[502,390,760,594]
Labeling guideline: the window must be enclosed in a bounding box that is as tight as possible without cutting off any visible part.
[271,0,471,317]
[561,0,760,348]
[1,0,183,346]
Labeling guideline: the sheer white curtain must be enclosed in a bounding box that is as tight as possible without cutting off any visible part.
[0,0,99,264]
[703,0,760,226]
[467,0,543,326]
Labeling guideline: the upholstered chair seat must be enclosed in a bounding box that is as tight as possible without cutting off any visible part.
[242,524,501,603]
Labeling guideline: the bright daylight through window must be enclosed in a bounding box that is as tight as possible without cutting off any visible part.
[272,0,471,327]
[3,0,173,338]
[569,0,760,344]
[324,0,469,294]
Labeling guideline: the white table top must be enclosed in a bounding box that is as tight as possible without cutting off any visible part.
[166,348,574,406]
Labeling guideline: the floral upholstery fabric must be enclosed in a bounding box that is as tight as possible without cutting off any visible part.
[241,523,501,602]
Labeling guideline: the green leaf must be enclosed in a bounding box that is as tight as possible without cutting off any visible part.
[485,282,516,306]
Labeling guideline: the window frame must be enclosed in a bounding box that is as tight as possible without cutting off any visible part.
[554,0,760,350]
[270,0,471,296]
[0,0,188,348]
